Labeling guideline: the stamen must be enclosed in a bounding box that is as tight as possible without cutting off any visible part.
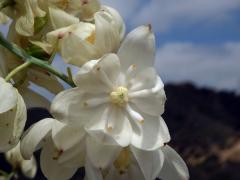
[126,64,137,82]
[110,87,129,107]
[52,149,64,160]
[126,105,144,124]
[83,96,109,108]
[95,66,114,89]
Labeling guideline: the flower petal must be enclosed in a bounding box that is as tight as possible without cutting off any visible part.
[21,156,37,178]
[0,92,27,152]
[40,140,78,180]
[128,68,166,116]
[131,114,170,151]
[49,7,79,30]
[85,157,103,180]
[50,88,88,124]
[0,78,18,113]
[74,53,120,91]
[86,106,132,147]
[20,118,55,159]
[158,145,189,180]
[131,146,164,180]
[101,6,125,40]
[94,11,120,54]
[86,137,121,169]
[52,123,85,151]
[117,25,155,73]
[61,31,98,66]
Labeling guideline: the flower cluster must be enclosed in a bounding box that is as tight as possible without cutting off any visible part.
[0,0,189,179]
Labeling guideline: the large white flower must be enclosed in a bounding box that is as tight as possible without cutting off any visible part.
[51,25,170,150]
[87,144,189,180]
[5,142,37,179]
[0,77,27,152]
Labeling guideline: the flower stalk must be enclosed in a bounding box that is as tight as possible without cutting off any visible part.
[0,34,75,87]
[5,61,32,82]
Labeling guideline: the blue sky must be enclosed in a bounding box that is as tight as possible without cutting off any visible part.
[101,0,240,92]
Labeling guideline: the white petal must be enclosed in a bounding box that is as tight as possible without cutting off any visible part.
[21,156,37,178]
[131,146,164,180]
[128,68,161,92]
[117,25,155,73]
[10,93,27,148]
[86,137,121,169]
[61,31,98,66]
[128,163,145,180]
[57,140,85,168]
[131,114,170,151]
[159,145,189,180]
[90,54,120,87]
[52,123,85,151]
[86,106,132,147]
[77,0,101,20]
[40,140,78,180]
[128,69,166,116]
[0,78,18,113]
[50,88,88,124]
[0,92,27,152]
[105,166,128,180]
[74,54,120,91]
[94,11,120,54]
[85,157,103,180]
[20,118,55,159]
[101,6,126,40]
[49,7,79,30]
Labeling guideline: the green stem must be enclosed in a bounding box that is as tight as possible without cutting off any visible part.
[0,0,14,10]
[0,34,75,87]
[5,61,32,82]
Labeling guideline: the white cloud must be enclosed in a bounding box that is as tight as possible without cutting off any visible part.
[155,42,240,92]
[129,0,240,32]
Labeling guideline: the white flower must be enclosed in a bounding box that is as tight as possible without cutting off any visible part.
[14,0,46,36]
[51,25,170,150]
[45,6,124,66]
[20,118,84,180]
[0,77,27,152]
[87,144,189,180]
[5,142,37,179]
[21,118,113,180]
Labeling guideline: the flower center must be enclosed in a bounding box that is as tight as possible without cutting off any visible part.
[86,30,96,44]
[58,0,69,10]
[110,87,128,107]
[114,148,131,175]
